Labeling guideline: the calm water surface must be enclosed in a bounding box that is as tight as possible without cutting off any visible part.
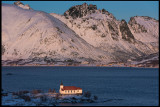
[2,66,159,106]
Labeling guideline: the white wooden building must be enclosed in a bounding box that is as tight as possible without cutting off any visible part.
[59,81,82,95]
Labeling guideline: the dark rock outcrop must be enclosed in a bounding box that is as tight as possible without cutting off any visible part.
[101,8,116,19]
[128,17,147,33]
[64,3,116,20]
[119,19,135,43]
[14,1,32,9]
[64,3,97,19]
[14,1,24,6]
[2,45,5,55]
[108,21,119,40]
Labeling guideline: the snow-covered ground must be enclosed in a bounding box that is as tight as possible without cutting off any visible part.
[2,90,98,106]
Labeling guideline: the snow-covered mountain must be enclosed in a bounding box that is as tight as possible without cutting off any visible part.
[2,2,159,65]
[51,3,159,63]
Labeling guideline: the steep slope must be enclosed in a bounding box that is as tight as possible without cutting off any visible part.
[2,3,114,64]
[128,16,159,52]
[50,3,159,63]
[2,2,159,65]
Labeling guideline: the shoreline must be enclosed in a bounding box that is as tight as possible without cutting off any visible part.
[2,65,159,69]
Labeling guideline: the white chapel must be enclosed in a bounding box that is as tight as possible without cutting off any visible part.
[59,81,82,95]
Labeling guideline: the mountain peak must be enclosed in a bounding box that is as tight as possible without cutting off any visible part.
[14,1,31,10]
[63,3,116,20]
[14,1,24,5]
[64,3,97,19]
[82,2,88,6]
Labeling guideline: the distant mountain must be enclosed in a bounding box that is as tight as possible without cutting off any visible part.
[2,2,159,66]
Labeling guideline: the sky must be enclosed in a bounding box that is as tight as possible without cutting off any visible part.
[2,1,159,22]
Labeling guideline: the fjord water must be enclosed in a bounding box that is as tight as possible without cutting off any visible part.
[2,66,158,106]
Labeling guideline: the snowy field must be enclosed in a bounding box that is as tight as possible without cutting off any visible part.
[2,66,159,106]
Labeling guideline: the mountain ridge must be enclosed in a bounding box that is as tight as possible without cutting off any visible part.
[2,2,159,66]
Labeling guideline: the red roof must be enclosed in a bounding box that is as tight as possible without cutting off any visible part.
[62,86,82,90]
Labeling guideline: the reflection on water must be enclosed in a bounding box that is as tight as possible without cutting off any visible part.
[58,103,83,106]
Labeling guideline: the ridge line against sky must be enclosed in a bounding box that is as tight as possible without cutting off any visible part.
[2,1,159,22]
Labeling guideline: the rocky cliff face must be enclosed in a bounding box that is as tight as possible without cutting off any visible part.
[2,2,159,65]
[51,3,159,63]
[129,17,147,33]
[119,19,135,43]
[14,1,32,10]
[64,3,97,19]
